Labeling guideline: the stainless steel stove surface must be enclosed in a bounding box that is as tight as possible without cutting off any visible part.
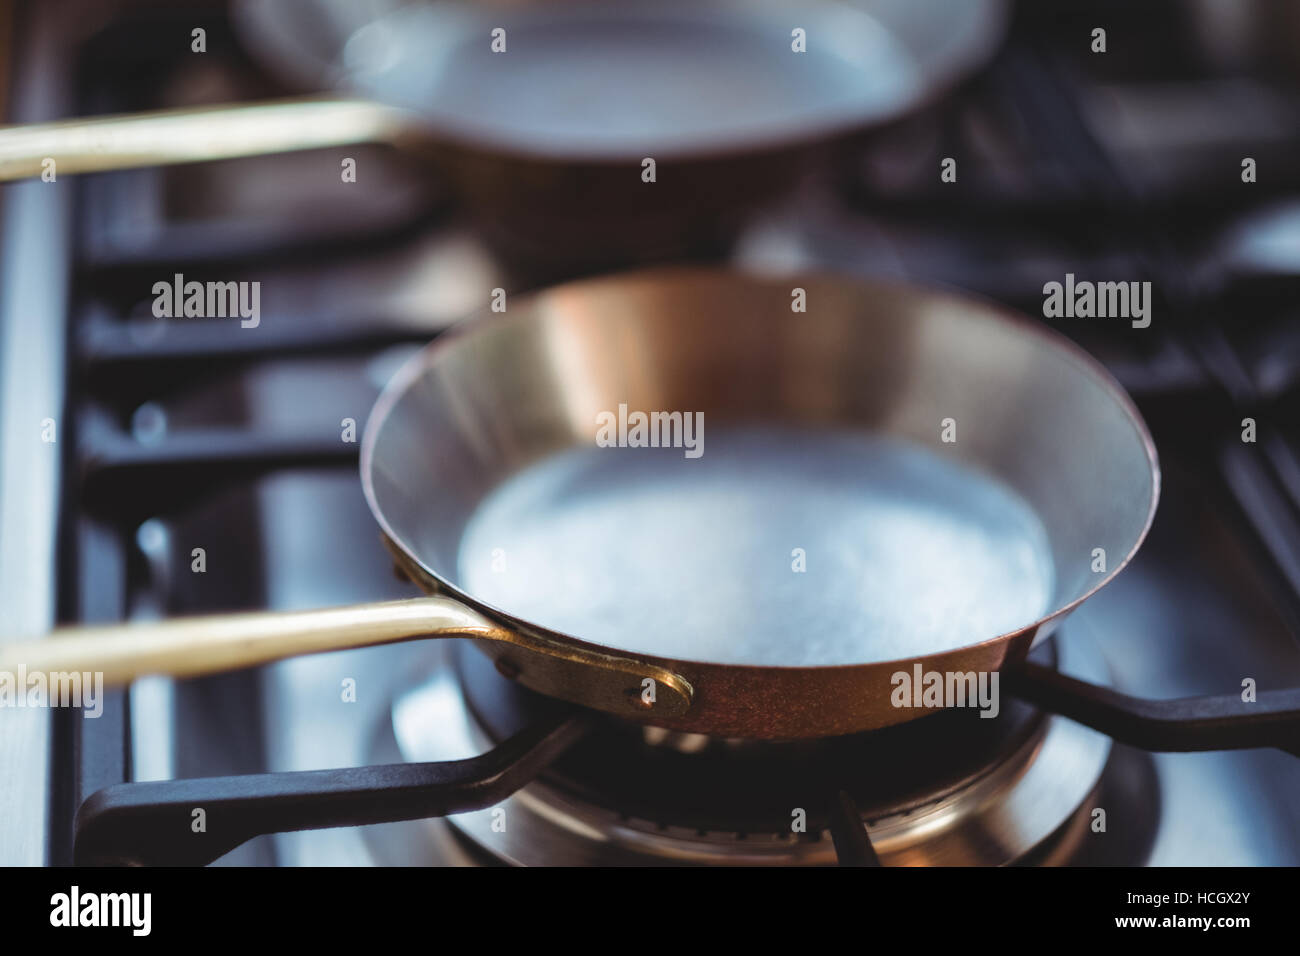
[3,0,1300,867]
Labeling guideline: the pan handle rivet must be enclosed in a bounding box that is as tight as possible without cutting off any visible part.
[624,686,653,708]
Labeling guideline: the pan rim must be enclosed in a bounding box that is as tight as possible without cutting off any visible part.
[238,0,1008,166]
[360,265,1161,675]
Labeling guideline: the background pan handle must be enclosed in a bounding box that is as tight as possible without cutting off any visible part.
[0,96,412,182]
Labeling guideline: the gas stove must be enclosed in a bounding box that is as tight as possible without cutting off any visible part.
[2,0,1299,869]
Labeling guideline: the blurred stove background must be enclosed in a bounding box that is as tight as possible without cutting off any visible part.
[2,0,1299,865]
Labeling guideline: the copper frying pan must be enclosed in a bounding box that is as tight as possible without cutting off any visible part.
[0,268,1160,739]
[0,0,1007,267]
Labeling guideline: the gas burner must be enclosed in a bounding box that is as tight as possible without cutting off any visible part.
[368,632,1139,865]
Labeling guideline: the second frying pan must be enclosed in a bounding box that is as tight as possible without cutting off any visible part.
[0,0,1007,268]
[0,268,1159,738]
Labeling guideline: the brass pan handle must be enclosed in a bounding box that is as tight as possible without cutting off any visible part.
[0,96,413,182]
[0,596,693,718]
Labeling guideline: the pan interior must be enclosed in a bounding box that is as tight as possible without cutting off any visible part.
[455,423,1055,667]
[354,1,919,157]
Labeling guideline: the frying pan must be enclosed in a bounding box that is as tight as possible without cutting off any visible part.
[0,0,1006,267]
[0,268,1160,739]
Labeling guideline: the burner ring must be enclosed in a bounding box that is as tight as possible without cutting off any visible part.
[378,630,1116,865]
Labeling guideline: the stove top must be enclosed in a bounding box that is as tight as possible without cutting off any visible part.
[2,0,1299,868]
